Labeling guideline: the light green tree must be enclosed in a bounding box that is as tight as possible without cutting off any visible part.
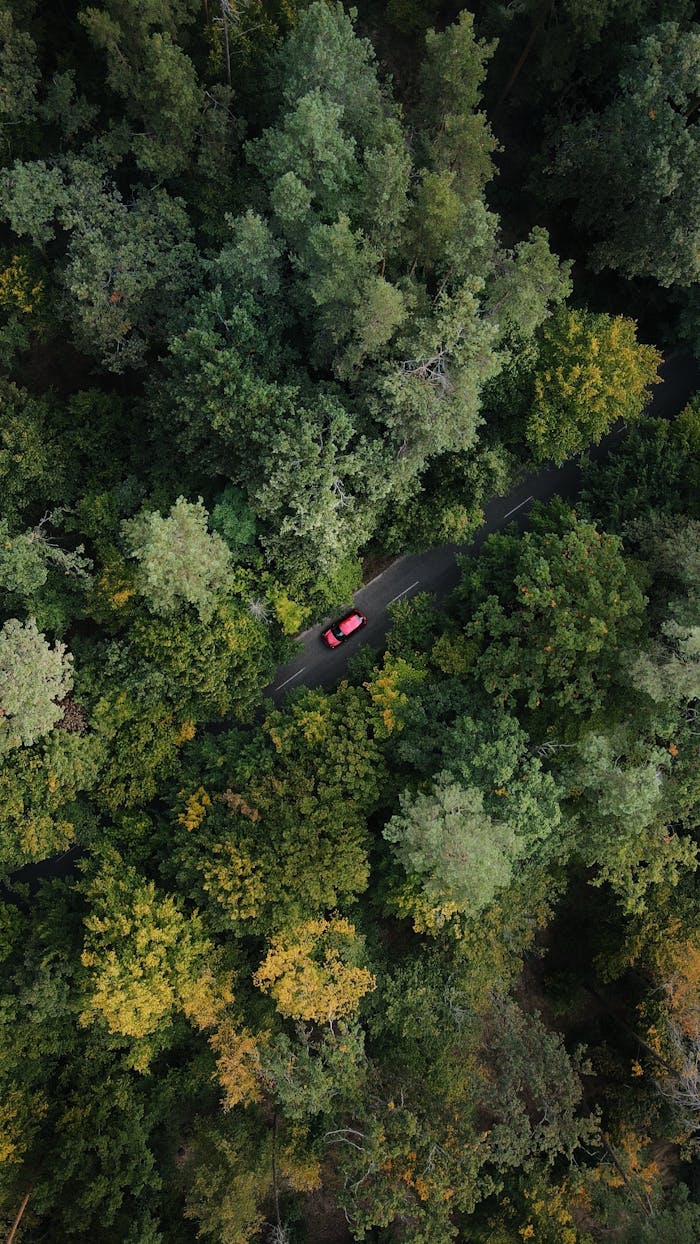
[122,497,234,619]
[0,517,92,599]
[630,519,700,708]
[564,729,698,914]
[484,226,573,340]
[254,397,371,587]
[384,772,521,917]
[0,618,72,752]
[211,210,284,302]
[248,89,357,237]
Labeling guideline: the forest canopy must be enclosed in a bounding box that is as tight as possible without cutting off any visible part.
[0,2,699,1242]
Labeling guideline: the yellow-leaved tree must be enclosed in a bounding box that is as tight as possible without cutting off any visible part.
[527,308,661,464]
[80,851,232,1068]
[253,916,375,1023]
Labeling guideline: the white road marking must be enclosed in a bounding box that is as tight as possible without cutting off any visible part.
[501,495,534,521]
[274,666,307,691]
[387,579,421,606]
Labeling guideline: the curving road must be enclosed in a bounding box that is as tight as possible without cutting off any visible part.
[268,350,700,703]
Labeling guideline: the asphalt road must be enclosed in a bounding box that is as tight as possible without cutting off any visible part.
[268,350,700,703]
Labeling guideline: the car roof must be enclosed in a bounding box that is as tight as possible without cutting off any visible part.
[339,611,363,635]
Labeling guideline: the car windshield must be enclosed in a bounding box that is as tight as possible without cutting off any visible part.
[331,624,344,640]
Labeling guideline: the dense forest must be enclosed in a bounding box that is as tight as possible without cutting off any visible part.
[0,1,699,1240]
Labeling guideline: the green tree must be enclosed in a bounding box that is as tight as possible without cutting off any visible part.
[384,773,521,919]
[458,505,648,712]
[0,4,39,142]
[0,618,73,752]
[0,381,68,522]
[580,402,700,529]
[619,1184,700,1243]
[475,995,597,1170]
[130,600,275,720]
[0,730,97,874]
[546,22,700,285]
[60,170,201,370]
[0,162,201,371]
[210,210,284,304]
[247,0,410,274]
[444,708,562,856]
[375,283,500,471]
[0,160,67,246]
[564,728,697,913]
[209,486,257,554]
[275,1,388,149]
[80,640,206,812]
[630,519,700,709]
[301,214,405,376]
[0,517,92,601]
[154,292,291,478]
[417,11,498,202]
[0,883,169,1239]
[79,0,203,177]
[248,88,357,237]
[406,10,499,285]
[484,226,573,341]
[260,1018,367,1121]
[253,397,373,589]
[122,497,234,619]
[175,684,384,930]
[183,1117,269,1244]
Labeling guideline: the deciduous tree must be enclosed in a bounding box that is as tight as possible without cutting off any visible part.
[80,852,231,1066]
[458,505,647,712]
[122,497,234,619]
[384,773,521,922]
[253,917,375,1024]
[526,309,661,463]
[0,618,73,752]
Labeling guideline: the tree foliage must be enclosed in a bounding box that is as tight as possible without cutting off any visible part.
[253,916,375,1024]
[526,309,661,463]
[384,773,521,919]
[0,1,697,1239]
[0,618,73,752]
[546,22,700,285]
[122,496,234,619]
[456,504,648,712]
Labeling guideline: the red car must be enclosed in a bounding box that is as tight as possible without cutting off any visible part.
[321,609,367,648]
